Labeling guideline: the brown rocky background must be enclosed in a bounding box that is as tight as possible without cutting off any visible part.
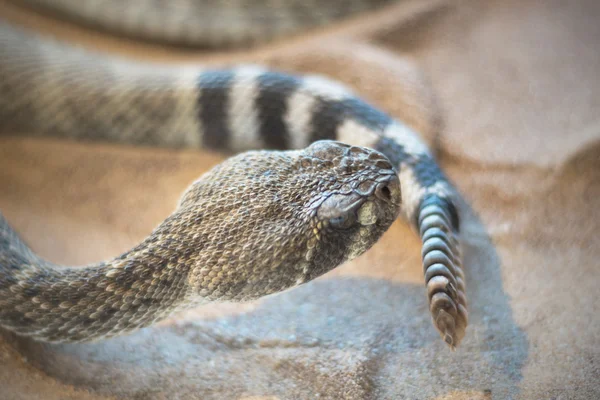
[0,0,598,398]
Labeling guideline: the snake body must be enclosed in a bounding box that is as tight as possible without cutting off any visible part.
[17,0,397,47]
[0,2,468,348]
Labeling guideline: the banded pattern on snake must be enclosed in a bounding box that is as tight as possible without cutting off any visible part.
[16,0,397,47]
[0,4,468,348]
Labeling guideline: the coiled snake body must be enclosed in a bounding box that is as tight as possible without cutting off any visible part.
[0,1,468,348]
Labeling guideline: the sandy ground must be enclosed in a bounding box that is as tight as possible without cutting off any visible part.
[0,0,599,398]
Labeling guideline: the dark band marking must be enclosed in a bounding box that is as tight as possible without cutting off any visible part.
[374,136,410,167]
[418,195,460,232]
[411,156,447,188]
[309,95,393,144]
[340,97,392,130]
[256,72,301,150]
[198,70,235,150]
[309,99,346,142]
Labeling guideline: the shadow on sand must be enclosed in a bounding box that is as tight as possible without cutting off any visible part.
[3,204,528,399]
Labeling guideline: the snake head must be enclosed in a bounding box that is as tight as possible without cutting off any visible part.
[180,140,401,301]
[298,141,401,280]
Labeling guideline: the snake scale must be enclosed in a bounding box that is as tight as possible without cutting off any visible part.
[0,0,468,348]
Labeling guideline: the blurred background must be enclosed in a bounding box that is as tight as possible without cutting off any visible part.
[0,0,599,399]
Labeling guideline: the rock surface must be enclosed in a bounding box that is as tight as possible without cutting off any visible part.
[0,0,599,398]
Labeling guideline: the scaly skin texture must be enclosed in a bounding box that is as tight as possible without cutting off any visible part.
[0,20,468,348]
[16,0,398,47]
[0,141,401,342]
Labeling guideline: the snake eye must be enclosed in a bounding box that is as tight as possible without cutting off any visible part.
[329,212,357,230]
[317,193,363,231]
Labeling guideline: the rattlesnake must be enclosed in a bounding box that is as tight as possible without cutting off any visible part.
[0,1,468,348]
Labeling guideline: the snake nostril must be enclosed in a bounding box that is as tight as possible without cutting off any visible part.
[381,185,391,200]
[377,183,392,202]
